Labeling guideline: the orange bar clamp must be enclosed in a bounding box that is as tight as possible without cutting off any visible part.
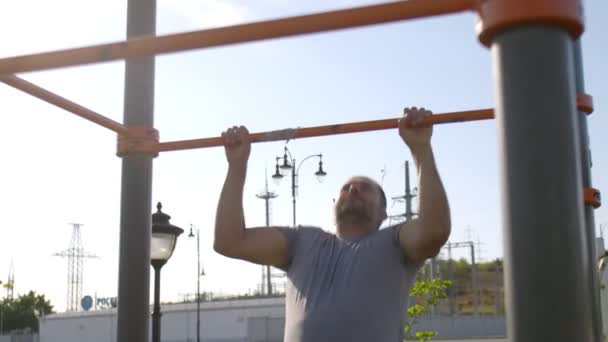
[577,93,593,114]
[584,187,601,208]
[476,0,584,47]
[0,0,476,75]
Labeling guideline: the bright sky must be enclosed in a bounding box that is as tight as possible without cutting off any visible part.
[0,0,607,313]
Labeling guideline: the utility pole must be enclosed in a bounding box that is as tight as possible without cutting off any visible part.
[256,176,278,296]
[6,261,14,301]
[447,243,455,315]
[54,223,98,312]
[470,243,477,316]
[389,161,417,225]
[0,262,15,336]
[404,160,415,222]
[188,225,204,342]
[444,241,479,316]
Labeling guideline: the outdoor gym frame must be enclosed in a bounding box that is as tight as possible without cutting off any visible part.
[0,0,602,342]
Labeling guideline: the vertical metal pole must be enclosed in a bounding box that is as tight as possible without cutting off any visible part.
[116,0,156,342]
[258,177,277,296]
[265,267,272,296]
[495,259,502,315]
[492,26,593,341]
[261,267,266,294]
[573,31,603,341]
[405,161,413,222]
[265,197,273,295]
[447,243,455,315]
[470,242,478,316]
[196,232,201,342]
[430,255,438,315]
[152,264,162,342]
[292,160,297,227]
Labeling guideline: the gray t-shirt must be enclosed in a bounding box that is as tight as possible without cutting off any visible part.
[277,224,421,342]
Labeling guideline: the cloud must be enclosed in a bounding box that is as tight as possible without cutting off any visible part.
[159,0,251,29]
[0,0,126,56]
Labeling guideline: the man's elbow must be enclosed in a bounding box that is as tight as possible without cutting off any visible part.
[427,237,448,258]
[213,231,244,258]
[213,240,232,257]
[423,221,451,258]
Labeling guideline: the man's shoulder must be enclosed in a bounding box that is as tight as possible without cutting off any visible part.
[374,223,401,243]
[276,225,333,240]
[278,226,335,272]
[378,223,426,270]
[294,225,334,238]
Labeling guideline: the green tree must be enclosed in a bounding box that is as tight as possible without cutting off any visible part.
[404,277,451,342]
[0,291,54,333]
[0,280,14,297]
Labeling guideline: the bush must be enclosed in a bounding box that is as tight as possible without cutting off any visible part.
[404,277,451,342]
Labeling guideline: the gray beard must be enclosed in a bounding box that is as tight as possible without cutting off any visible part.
[335,207,373,226]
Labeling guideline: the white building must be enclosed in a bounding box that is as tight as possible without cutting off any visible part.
[39,295,510,342]
[39,297,285,342]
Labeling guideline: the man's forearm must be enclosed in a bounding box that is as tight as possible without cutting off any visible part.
[413,145,451,243]
[214,165,247,254]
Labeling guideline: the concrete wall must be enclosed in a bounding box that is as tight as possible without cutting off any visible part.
[415,315,506,339]
[0,336,37,342]
[39,311,117,342]
[247,317,284,342]
[39,297,507,342]
[159,299,284,342]
[39,297,284,342]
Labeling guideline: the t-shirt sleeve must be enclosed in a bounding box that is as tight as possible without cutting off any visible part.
[388,224,425,270]
[274,226,300,272]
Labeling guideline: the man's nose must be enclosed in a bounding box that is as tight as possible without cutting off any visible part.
[348,184,359,194]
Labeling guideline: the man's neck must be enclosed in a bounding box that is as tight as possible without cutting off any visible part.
[336,221,374,240]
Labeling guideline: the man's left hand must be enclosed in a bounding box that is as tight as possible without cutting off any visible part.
[398,107,433,153]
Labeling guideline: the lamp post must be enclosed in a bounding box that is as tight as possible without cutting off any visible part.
[188,225,205,342]
[272,146,327,227]
[0,281,3,336]
[151,202,184,342]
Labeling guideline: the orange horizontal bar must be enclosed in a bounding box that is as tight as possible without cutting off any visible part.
[0,0,476,75]
[152,92,590,153]
[153,109,494,153]
[0,75,128,135]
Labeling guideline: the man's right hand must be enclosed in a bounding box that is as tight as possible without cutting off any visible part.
[221,126,251,168]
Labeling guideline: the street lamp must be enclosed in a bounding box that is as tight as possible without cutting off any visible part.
[272,146,327,226]
[188,225,205,342]
[151,202,184,342]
